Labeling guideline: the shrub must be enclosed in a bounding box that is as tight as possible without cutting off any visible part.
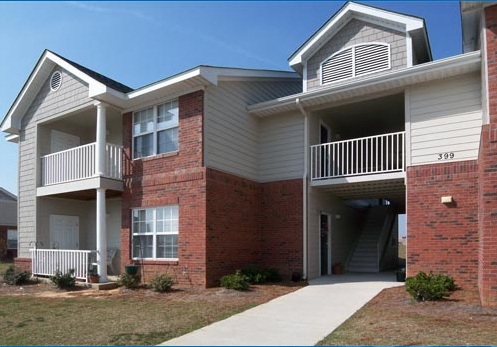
[220,270,250,291]
[405,271,456,301]
[118,272,141,289]
[3,265,31,285]
[50,269,76,289]
[240,265,282,284]
[148,274,174,292]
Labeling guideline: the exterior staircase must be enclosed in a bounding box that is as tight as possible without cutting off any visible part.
[347,205,394,273]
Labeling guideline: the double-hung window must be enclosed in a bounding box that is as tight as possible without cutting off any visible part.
[133,100,178,159]
[132,206,178,260]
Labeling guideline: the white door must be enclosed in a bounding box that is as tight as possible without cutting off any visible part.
[51,130,80,153]
[50,214,79,250]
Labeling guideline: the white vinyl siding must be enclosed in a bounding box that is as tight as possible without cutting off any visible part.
[259,113,304,182]
[408,73,482,166]
[321,43,390,85]
[204,80,301,182]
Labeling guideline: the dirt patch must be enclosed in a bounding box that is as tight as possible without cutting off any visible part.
[0,275,306,302]
[319,285,497,346]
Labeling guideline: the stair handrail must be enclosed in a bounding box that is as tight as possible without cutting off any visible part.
[376,205,397,271]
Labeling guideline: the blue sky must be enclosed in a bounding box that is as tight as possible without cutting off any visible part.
[0,1,463,197]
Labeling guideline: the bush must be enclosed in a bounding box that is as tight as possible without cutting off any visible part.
[405,271,456,301]
[118,272,141,289]
[220,270,250,291]
[240,265,282,284]
[50,269,76,289]
[3,265,31,285]
[148,274,174,292]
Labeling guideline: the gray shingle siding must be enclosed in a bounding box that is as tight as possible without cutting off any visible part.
[306,19,407,91]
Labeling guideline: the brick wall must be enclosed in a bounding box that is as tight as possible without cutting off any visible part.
[479,5,497,306]
[205,169,262,287]
[121,90,208,288]
[260,179,303,281]
[406,161,479,287]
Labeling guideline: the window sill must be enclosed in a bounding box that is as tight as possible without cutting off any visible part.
[133,259,179,266]
[133,151,179,162]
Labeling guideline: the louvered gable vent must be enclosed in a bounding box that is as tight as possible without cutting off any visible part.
[321,43,391,85]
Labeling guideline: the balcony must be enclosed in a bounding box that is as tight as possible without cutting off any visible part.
[310,131,405,181]
[41,142,122,186]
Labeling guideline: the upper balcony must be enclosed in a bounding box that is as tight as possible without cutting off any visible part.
[37,142,124,198]
[41,142,122,185]
[310,131,405,184]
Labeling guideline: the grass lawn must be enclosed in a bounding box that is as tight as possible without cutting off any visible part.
[0,293,255,345]
[0,261,304,346]
[0,260,14,273]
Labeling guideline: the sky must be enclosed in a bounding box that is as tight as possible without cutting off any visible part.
[0,1,463,198]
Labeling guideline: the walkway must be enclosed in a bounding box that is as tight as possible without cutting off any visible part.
[159,272,404,346]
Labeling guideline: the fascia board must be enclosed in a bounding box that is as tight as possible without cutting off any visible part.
[252,51,481,116]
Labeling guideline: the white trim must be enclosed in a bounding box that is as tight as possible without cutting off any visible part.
[406,33,413,67]
[482,10,490,125]
[310,171,405,187]
[303,64,308,93]
[405,87,412,167]
[289,2,424,67]
[251,51,482,116]
[49,71,62,91]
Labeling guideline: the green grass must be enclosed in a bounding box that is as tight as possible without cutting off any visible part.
[0,260,14,274]
[0,294,255,345]
[398,243,406,267]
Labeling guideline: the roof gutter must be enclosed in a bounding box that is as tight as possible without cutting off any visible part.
[249,51,482,116]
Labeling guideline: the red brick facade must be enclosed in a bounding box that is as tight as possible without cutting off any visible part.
[479,5,497,306]
[121,90,303,288]
[406,161,479,287]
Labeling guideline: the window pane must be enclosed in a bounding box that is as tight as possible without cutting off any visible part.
[134,133,153,158]
[157,101,179,130]
[156,235,178,259]
[7,229,17,249]
[133,235,153,258]
[133,108,154,135]
[157,128,178,154]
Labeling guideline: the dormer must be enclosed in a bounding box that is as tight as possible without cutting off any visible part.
[288,2,432,92]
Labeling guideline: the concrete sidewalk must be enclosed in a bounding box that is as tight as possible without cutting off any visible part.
[159,272,404,346]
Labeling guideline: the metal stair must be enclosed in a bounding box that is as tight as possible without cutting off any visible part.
[347,206,392,273]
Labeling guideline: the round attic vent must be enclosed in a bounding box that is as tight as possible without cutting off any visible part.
[50,71,62,91]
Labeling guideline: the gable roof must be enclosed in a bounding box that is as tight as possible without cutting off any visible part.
[288,1,432,74]
[49,50,133,93]
[1,49,133,136]
[0,187,17,201]
[1,50,300,139]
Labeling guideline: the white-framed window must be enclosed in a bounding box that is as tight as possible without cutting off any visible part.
[7,229,17,250]
[132,206,178,260]
[133,100,179,159]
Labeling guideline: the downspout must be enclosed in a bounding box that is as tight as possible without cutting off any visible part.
[296,98,308,280]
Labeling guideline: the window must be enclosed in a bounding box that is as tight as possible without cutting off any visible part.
[321,43,391,85]
[132,206,178,260]
[7,229,17,250]
[133,100,178,158]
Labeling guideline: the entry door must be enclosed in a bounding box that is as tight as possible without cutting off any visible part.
[320,213,331,275]
[50,215,79,250]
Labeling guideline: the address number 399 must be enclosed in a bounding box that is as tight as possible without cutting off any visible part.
[438,152,454,160]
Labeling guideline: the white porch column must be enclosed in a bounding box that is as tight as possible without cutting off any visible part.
[96,187,108,282]
[95,101,107,176]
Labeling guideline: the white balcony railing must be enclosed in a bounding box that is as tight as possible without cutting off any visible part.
[311,131,405,180]
[30,249,96,282]
[41,142,122,186]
